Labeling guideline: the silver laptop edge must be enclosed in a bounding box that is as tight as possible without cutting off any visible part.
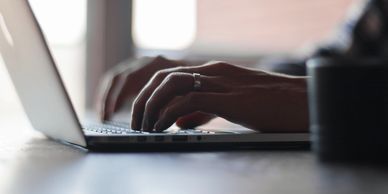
[0,0,86,146]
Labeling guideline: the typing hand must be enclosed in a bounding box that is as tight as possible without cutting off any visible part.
[131,61,309,132]
[98,56,214,129]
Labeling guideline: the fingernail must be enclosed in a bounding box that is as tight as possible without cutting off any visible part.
[142,120,149,131]
[131,119,138,130]
[130,114,138,130]
[131,123,137,130]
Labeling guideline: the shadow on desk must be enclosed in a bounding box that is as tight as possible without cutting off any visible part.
[2,137,388,194]
[0,138,86,194]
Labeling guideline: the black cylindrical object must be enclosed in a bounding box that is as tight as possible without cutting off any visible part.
[307,57,388,162]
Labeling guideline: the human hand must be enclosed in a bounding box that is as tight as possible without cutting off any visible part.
[98,56,215,128]
[131,62,309,132]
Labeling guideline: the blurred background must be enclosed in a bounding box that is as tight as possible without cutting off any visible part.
[0,0,353,123]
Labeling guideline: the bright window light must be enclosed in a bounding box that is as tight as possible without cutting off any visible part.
[133,0,196,50]
[28,0,86,45]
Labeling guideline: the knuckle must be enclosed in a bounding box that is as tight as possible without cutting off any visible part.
[153,69,168,81]
[174,65,186,71]
[122,71,133,81]
[110,72,128,87]
[104,71,120,85]
[155,73,180,94]
[213,61,230,68]
[164,72,182,83]
[205,61,231,70]
[154,55,166,62]
[153,66,186,82]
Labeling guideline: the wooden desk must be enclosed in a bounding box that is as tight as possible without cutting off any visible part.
[1,112,388,194]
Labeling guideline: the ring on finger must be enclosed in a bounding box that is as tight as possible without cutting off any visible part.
[193,73,201,91]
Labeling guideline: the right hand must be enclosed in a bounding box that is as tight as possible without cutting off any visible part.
[98,56,215,128]
[129,61,308,132]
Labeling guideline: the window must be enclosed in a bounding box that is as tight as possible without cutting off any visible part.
[0,0,87,117]
[133,0,353,55]
[133,0,196,50]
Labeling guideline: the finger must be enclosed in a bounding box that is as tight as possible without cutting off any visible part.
[100,56,172,122]
[154,92,229,131]
[99,73,125,121]
[98,60,137,121]
[176,112,216,129]
[111,76,132,113]
[131,62,240,130]
[131,73,165,130]
[101,57,165,122]
[131,63,233,129]
[141,73,226,131]
[140,72,193,131]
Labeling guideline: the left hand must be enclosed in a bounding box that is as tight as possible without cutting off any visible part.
[131,61,309,132]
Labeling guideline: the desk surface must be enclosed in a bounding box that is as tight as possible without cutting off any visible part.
[1,113,388,194]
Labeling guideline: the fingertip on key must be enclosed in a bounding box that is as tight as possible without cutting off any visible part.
[130,117,139,130]
[154,121,163,132]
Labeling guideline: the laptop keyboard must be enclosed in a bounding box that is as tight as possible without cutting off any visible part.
[83,121,215,135]
[84,122,146,135]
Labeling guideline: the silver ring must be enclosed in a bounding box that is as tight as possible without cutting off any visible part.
[193,73,201,91]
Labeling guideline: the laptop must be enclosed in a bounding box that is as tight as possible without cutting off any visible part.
[0,0,309,151]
